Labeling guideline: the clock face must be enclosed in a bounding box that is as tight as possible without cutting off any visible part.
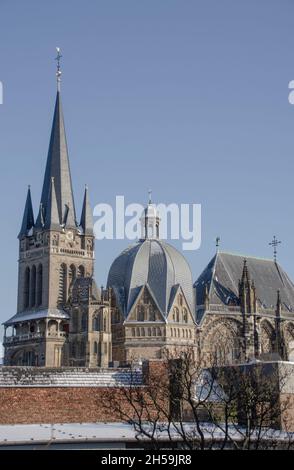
[66,231,74,241]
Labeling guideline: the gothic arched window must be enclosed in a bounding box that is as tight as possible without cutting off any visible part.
[77,265,85,278]
[59,264,67,304]
[69,264,76,287]
[36,264,43,306]
[30,265,36,307]
[24,267,30,309]
[81,312,88,331]
[72,310,79,332]
[149,307,156,321]
[92,312,100,331]
[94,342,98,354]
[183,308,188,323]
[174,307,180,323]
[137,305,145,322]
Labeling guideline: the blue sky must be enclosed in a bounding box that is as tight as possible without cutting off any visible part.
[0,0,294,334]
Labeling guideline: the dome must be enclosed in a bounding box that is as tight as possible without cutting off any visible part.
[107,239,194,317]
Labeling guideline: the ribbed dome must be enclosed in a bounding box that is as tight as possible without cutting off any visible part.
[107,239,194,317]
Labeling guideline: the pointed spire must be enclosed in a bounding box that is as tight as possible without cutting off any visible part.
[36,90,77,229]
[18,186,35,238]
[239,259,256,314]
[241,258,250,284]
[80,185,94,235]
[44,177,61,230]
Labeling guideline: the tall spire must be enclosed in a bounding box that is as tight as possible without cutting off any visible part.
[44,177,60,230]
[36,53,77,230]
[80,185,94,235]
[18,186,34,238]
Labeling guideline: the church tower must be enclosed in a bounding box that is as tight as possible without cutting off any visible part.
[3,51,95,366]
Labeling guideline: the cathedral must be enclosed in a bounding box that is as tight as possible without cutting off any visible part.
[3,71,294,368]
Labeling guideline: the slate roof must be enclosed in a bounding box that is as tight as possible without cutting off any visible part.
[0,367,142,388]
[35,91,77,229]
[107,239,194,317]
[3,308,70,326]
[194,251,294,315]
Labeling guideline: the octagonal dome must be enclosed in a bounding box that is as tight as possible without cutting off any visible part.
[107,239,194,317]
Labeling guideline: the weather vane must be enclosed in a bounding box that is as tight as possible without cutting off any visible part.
[148,189,152,204]
[269,235,281,262]
[55,47,62,91]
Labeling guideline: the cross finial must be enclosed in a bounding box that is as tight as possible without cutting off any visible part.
[55,47,62,91]
[148,189,152,204]
[269,235,281,263]
[216,236,220,251]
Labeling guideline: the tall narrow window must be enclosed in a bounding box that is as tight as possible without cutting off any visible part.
[36,264,43,306]
[24,267,30,309]
[92,314,100,331]
[77,265,85,278]
[81,312,88,331]
[30,265,36,307]
[137,305,145,321]
[69,264,76,288]
[58,264,67,304]
[149,306,156,321]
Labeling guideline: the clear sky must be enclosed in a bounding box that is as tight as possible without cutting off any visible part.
[0,0,294,337]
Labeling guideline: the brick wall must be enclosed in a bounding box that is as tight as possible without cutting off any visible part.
[0,387,128,425]
[0,360,168,425]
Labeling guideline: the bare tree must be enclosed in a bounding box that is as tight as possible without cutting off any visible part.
[100,343,294,449]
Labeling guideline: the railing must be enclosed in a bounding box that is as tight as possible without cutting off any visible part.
[4,331,67,343]
[3,332,44,344]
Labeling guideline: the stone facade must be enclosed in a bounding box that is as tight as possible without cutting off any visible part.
[196,254,294,367]
[3,90,112,368]
[111,286,196,363]
[3,84,294,370]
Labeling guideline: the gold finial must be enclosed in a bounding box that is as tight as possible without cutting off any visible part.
[55,47,62,91]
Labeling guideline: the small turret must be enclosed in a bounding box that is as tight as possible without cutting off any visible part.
[239,259,256,314]
[18,186,35,238]
[80,185,94,235]
[44,177,60,230]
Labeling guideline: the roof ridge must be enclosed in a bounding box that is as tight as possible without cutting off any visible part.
[219,250,274,262]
